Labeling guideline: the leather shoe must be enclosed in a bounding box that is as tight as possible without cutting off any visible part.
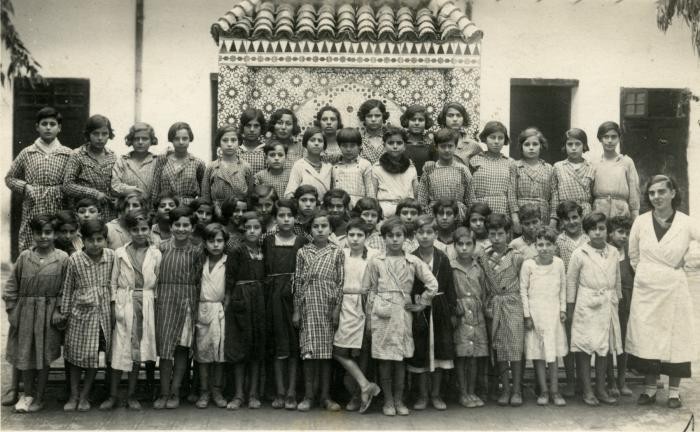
[637,393,656,405]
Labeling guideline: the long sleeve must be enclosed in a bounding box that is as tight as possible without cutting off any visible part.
[195,159,206,189]
[614,255,622,300]
[292,250,306,311]
[284,161,304,199]
[110,158,130,196]
[413,258,438,306]
[110,253,121,300]
[245,165,254,195]
[362,161,376,198]
[625,157,641,218]
[61,260,77,315]
[505,160,516,216]
[3,256,23,310]
[508,163,519,217]
[550,169,561,221]
[63,155,100,200]
[440,254,458,315]
[566,251,582,304]
[558,260,567,313]
[334,250,345,306]
[5,151,27,194]
[362,258,379,318]
[416,169,431,212]
[462,167,476,210]
[200,164,213,202]
[149,156,166,204]
[519,260,532,318]
[628,217,641,270]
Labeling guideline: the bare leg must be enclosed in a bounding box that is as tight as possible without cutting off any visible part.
[334,351,370,390]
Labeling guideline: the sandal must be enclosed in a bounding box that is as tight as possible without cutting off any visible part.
[226,397,243,410]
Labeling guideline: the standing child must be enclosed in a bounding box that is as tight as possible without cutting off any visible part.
[267,109,303,170]
[332,128,375,206]
[154,206,203,410]
[292,185,318,240]
[437,102,482,166]
[324,189,351,248]
[566,212,622,406]
[332,218,381,413]
[364,217,438,416]
[102,211,160,411]
[220,194,247,252]
[292,210,345,412]
[263,200,308,410]
[284,126,332,201]
[4,215,69,412]
[401,104,435,177]
[106,193,147,250]
[466,203,492,258]
[433,199,460,247]
[592,122,640,219]
[550,128,594,222]
[396,198,421,253]
[194,223,229,409]
[75,197,103,225]
[451,227,488,408]
[508,203,542,260]
[111,122,158,199]
[477,214,525,407]
[238,108,268,174]
[520,227,568,407]
[150,193,179,247]
[224,212,266,409]
[254,141,291,200]
[54,210,83,255]
[410,215,456,411]
[469,121,515,217]
[353,197,384,252]
[371,126,418,218]
[61,220,114,412]
[5,107,72,252]
[358,99,389,164]
[251,185,279,235]
[316,105,344,164]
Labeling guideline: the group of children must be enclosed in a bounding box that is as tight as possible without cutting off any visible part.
[4,103,642,416]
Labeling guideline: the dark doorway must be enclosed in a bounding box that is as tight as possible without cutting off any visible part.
[11,78,90,260]
[509,79,577,164]
[620,88,690,214]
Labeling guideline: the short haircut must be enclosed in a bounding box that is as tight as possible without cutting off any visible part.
[437,102,469,128]
[240,210,262,226]
[323,188,350,209]
[453,226,474,243]
[169,206,195,225]
[315,105,344,129]
[167,121,194,142]
[154,192,180,210]
[272,198,298,217]
[81,219,108,238]
[555,200,583,220]
[302,126,327,149]
[251,184,278,206]
[188,198,214,212]
[221,194,248,220]
[357,99,389,123]
[123,210,150,229]
[396,198,421,215]
[478,121,510,145]
[352,197,383,221]
[644,174,682,210]
[215,125,241,147]
[29,214,55,233]
[432,198,459,216]
[203,222,230,243]
[468,202,492,218]
[400,104,434,129]
[346,217,371,235]
[597,121,622,141]
[607,215,632,233]
[382,125,408,144]
[534,226,558,244]
[125,122,158,146]
[263,140,287,155]
[36,106,62,124]
[582,212,607,233]
[517,127,548,152]
[84,114,115,140]
[336,128,362,147]
[518,203,541,222]
[268,108,301,136]
[485,213,512,231]
[380,216,407,237]
[310,208,330,222]
[238,108,267,135]
[563,128,589,153]
[415,214,437,231]
[117,192,147,213]
[53,210,79,229]
[76,197,100,210]
[294,184,318,201]
[434,128,459,146]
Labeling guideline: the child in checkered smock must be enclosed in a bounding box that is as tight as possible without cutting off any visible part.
[331,128,375,207]
[469,121,515,217]
[358,99,389,165]
[550,128,594,222]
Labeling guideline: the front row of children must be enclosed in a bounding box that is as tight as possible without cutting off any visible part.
[4,188,634,415]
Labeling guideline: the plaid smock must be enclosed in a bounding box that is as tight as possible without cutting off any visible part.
[111,152,156,198]
[278,138,304,171]
[451,258,488,358]
[469,152,515,216]
[454,134,483,167]
[331,157,375,206]
[555,232,589,271]
[201,158,253,209]
[509,159,554,224]
[5,139,73,251]
[62,249,115,369]
[237,143,267,175]
[293,243,345,359]
[477,246,525,362]
[150,153,205,206]
[359,127,386,165]
[63,144,118,221]
[417,160,475,218]
[254,168,290,199]
[550,160,594,220]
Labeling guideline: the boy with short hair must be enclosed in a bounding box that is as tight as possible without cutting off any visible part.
[331,128,375,207]
[75,197,103,224]
[254,141,290,200]
[509,203,541,260]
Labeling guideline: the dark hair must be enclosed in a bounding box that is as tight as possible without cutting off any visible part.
[81,219,108,238]
[382,125,408,144]
[453,226,474,243]
[485,213,511,232]
[415,214,437,231]
[644,174,682,210]
[251,184,278,206]
[76,197,100,211]
[357,99,389,123]
[432,198,459,217]
[36,106,62,124]
[607,215,632,233]
[29,214,55,233]
[534,226,558,244]
[582,212,607,233]
[556,200,583,220]
[125,122,158,146]
[323,188,350,209]
[54,210,79,230]
[380,216,407,237]
[346,217,371,235]
[154,192,180,210]
[396,198,421,216]
[400,104,434,129]
[215,125,241,147]
[239,108,267,135]
[468,202,492,218]
[272,198,298,217]
[518,203,541,222]
[353,197,383,221]
[310,208,331,223]
[221,194,248,221]
[302,126,327,150]
[203,222,230,244]
[124,210,150,229]
[168,121,194,142]
[437,102,469,128]
[117,192,147,214]
[169,206,195,226]
[188,198,214,213]
[597,121,622,141]
[263,140,287,155]
[478,121,510,145]
[240,210,262,226]
[337,128,362,148]
[293,184,318,201]
[517,127,548,153]
[315,105,344,130]
[563,128,589,153]
[268,108,301,137]
[84,114,115,141]
[434,128,459,146]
